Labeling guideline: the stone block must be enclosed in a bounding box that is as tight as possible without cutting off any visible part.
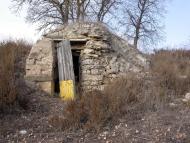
[37,81,53,95]
[83,48,95,54]
[82,74,103,81]
[92,85,104,91]
[82,59,94,65]
[91,69,100,75]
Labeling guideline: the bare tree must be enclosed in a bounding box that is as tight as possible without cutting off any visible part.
[13,0,72,31]
[68,0,90,22]
[12,0,120,31]
[88,0,121,22]
[76,0,91,21]
[121,0,167,48]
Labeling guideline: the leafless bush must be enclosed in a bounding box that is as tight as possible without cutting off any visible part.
[151,49,190,95]
[0,45,16,109]
[0,40,31,111]
[49,74,168,132]
[49,90,114,131]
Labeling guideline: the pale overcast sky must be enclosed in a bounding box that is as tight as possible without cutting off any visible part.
[0,0,40,43]
[0,0,190,48]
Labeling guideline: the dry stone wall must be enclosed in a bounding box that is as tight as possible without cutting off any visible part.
[25,38,54,81]
[79,39,148,91]
[26,22,149,93]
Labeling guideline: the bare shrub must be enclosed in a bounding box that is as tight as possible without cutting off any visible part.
[0,40,31,111]
[0,45,17,109]
[49,74,167,132]
[51,91,112,131]
[150,49,190,95]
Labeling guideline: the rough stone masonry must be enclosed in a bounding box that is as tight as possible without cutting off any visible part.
[25,22,149,94]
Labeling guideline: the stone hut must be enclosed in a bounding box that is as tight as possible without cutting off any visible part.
[25,22,148,96]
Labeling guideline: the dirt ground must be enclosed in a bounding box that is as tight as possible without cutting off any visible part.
[1,81,190,143]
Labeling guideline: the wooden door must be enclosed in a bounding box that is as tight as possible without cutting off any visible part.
[57,40,75,100]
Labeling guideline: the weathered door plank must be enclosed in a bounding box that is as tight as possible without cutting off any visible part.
[57,40,75,100]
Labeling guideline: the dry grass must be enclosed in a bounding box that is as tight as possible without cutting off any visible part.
[0,45,16,108]
[151,49,190,95]
[0,40,31,111]
[49,74,168,132]
[49,90,115,132]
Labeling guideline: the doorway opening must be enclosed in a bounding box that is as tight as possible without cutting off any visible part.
[72,50,81,84]
[53,43,60,96]
[70,39,86,93]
